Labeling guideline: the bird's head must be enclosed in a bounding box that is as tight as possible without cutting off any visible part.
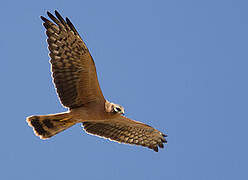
[105,100,125,115]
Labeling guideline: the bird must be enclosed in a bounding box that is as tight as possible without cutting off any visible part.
[26,10,167,152]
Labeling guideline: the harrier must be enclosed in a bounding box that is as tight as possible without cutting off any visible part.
[27,11,167,152]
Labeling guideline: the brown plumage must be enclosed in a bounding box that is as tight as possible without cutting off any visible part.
[26,10,167,152]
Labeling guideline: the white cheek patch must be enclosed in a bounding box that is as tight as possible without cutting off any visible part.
[105,101,124,114]
[105,100,113,113]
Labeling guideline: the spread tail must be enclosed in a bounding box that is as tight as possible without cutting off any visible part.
[26,112,76,139]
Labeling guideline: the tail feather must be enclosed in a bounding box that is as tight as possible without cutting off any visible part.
[26,112,76,139]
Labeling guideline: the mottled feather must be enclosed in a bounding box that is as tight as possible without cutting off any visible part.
[41,11,104,108]
[82,116,167,152]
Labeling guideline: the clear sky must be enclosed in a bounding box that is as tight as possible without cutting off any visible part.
[1,0,247,179]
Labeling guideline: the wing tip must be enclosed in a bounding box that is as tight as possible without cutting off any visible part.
[152,131,168,152]
[46,11,52,17]
[153,146,159,152]
[54,10,66,24]
[40,16,48,22]
[54,10,59,15]
[162,133,168,137]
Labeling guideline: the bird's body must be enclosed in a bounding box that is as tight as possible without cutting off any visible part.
[26,11,167,152]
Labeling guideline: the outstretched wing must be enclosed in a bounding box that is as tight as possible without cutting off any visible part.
[41,11,105,108]
[82,116,167,152]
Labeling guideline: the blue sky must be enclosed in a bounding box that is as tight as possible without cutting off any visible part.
[1,0,248,179]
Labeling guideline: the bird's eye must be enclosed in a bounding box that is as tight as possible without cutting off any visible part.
[115,107,122,112]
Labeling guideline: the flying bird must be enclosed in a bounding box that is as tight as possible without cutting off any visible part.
[26,11,167,152]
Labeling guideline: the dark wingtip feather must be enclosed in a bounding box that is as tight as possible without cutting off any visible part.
[162,133,168,137]
[46,11,52,17]
[65,17,72,26]
[47,11,54,20]
[65,17,79,36]
[161,137,167,143]
[47,11,60,25]
[54,10,67,26]
[40,16,49,22]
[158,142,164,148]
[161,133,168,143]
[153,146,159,152]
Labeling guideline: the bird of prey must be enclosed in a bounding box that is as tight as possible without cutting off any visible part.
[26,11,167,152]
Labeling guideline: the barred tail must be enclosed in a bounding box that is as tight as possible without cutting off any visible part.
[26,112,76,139]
